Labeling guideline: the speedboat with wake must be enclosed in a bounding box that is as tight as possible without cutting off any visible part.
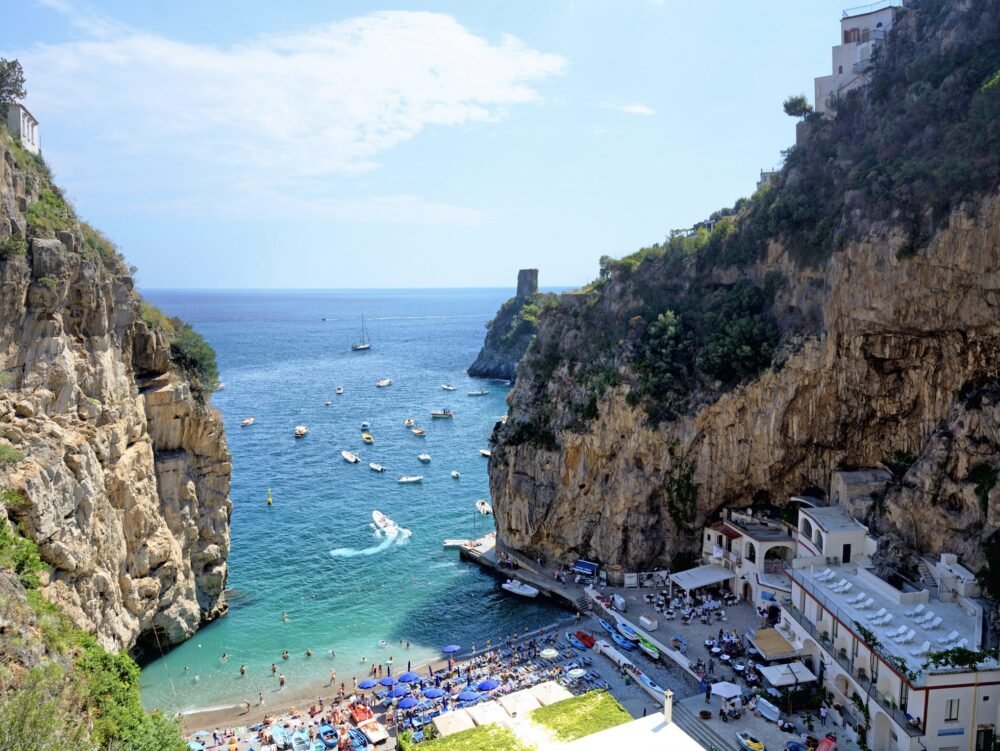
[501,579,539,598]
[398,475,423,484]
[441,384,457,391]
[372,510,398,532]
[475,500,493,515]
[468,389,489,396]
[342,450,360,463]
[418,453,431,463]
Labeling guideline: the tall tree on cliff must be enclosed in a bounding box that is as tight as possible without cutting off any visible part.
[0,58,27,118]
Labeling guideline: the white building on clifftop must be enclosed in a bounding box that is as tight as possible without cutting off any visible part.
[5,103,39,155]
[814,0,904,114]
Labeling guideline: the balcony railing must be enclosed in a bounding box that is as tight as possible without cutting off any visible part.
[853,58,874,74]
[842,0,902,18]
[782,603,924,737]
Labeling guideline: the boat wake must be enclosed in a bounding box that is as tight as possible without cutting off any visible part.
[329,524,412,559]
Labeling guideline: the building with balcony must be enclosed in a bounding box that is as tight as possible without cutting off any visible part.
[777,505,999,751]
[814,1,904,115]
[5,103,39,155]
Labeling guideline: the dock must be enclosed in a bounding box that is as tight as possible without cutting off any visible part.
[453,532,590,613]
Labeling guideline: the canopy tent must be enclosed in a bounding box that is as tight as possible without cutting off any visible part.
[433,710,476,737]
[748,628,799,661]
[710,681,742,699]
[572,560,599,576]
[669,564,734,593]
[759,661,817,688]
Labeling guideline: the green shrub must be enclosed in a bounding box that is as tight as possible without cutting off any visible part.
[138,302,175,337]
[0,521,45,589]
[0,489,27,508]
[531,690,631,742]
[0,663,96,751]
[169,320,219,397]
[0,444,23,464]
[0,236,27,259]
[967,462,999,517]
[37,274,58,291]
[26,189,75,238]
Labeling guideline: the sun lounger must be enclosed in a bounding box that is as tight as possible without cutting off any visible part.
[815,568,833,581]
[866,607,887,622]
[835,582,853,595]
[937,629,959,645]
[910,640,931,657]
[896,629,915,645]
[876,613,894,627]
[905,603,926,618]
[885,624,906,639]
[925,616,943,630]
[829,579,847,592]
[915,611,935,626]
[857,597,874,610]
[847,592,866,605]
[953,638,968,649]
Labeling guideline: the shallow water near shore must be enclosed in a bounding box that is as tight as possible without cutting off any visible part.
[139,289,564,714]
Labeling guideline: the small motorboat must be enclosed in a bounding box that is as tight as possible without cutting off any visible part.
[735,731,766,751]
[240,417,255,427]
[294,425,309,438]
[317,724,338,749]
[369,463,386,473]
[441,384,457,391]
[269,724,291,749]
[501,579,539,598]
[291,729,312,751]
[412,428,427,437]
[575,631,596,648]
[398,475,423,484]
[336,386,344,395]
[348,728,370,751]
[475,499,493,515]
[324,400,332,406]
[468,389,489,396]
[418,453,431,463]
[360,421,371,430]
[610,631,635,651]
[376,378,392,388]
[357,719,389,746]
[637,637,660,660]
[616,620,640,641]
[362,432,374,444]
[451,470,460,479]
[403,418,414,427]
[479,449,491,458]
[431,409,454,418]
[598,619,616,636]
[342,450,360,463]
[566,632,587,650]
[372,510,398,532]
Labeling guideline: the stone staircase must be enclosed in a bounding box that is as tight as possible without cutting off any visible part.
[917,559,937,588]
[672,701,740,751]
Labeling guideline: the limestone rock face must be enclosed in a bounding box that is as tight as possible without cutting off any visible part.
[0,139,231,652]
[469,272,551,381]
[491,196,1000,572]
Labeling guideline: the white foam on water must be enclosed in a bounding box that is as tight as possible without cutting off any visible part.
[330,524,412,558]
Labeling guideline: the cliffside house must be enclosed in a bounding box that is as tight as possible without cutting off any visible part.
[814,0,904,115]
[5,103,39,155]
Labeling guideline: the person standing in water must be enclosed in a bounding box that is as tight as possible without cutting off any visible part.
[282,611,288,622]
[279,674,286,689]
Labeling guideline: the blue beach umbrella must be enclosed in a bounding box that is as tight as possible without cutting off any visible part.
[187,743,205,751]
[390,685,410,698]
[398,672,420,684]
[398,697,420,709]
[457,690,480,702]
[358,679,377,689]
[477,679,499,692]
[424,688,446,699]
[379,676,398,687]
[442,644,461,653]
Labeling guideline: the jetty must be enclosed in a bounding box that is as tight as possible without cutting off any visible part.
[454,532,590,613]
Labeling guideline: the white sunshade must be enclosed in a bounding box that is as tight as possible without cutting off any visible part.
[670,564,734,592]
[711,681,742,699]
[759,661,818,688]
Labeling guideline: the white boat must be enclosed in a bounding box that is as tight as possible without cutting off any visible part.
[398,475,423,484]
[357,719,389,746]
[361,421,371,430]
[335,386,344,395]
[431,409,454,418]
[403,418,414,427]
[324,400,332,406]
[352,315,371,351]
[501,579,539,598]
[468,389,489,396]
[369,463,386,473]
[451,470,460,479]
[372,510,397,531]
[294,425,309,438]
[417,453,431,463]
[475,500,493,515]
[376,378,392,388]
[479,449,491,458]
[441,384,457,391]
[412,427,426,437]
[240,417,255,427]
[342,450,360,463]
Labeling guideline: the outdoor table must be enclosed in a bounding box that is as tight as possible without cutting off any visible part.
[720,654,731,663]
[734,664,745,673]
[711,647,722,655]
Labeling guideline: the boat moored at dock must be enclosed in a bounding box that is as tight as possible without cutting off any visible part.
[501,579,539,598]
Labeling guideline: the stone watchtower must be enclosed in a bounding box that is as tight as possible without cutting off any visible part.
[516,269,539,298]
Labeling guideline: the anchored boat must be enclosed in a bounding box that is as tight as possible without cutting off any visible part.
[501,579,539,598]
[475,500,493,515]
[352,315,371,351]
[398,475,423,484]
[342,450,360,463]
[431,409,454,418]
[369,463,386,473]
[240,417,255,427]
[441,384,457,391]
[294,425,309,438]
[376,378,392,388]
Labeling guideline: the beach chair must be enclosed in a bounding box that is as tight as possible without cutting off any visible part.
[905,603,925,618]
[866,607,887,622]
[875,613,893,627]
[847,592,866,605]
[885,624,906,639]
[896,629,915,645]
[837,582,853,595]
[815,568,833,581]
[412,731,424,743]
[937,629,959,645]
[910,640,931,657]
[925,615,942,630]
[856,597,875,610]
[954,638,969,649]
[915,610,935,626]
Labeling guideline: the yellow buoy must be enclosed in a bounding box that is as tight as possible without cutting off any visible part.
[267,488,273,506]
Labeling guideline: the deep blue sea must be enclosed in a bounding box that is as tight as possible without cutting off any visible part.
[138,289,563,713]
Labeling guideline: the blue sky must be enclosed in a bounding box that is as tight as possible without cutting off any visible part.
[2,0,849,289]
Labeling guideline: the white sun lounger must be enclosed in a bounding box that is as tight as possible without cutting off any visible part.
[866,607,887,622]
[847,592,865,605]
[874,613,893,627]
[915,611,935,626]
[910,640,931,657]
[953,638,968,649]
[838,582,853,595]
[925,616,943,630]
[905,603,925,618]
[937,629,959,645]
[829,579,848,592]
[896,629,915,645]
[856,597,874,610]
[885,624,906,639]
[815,568,833,581]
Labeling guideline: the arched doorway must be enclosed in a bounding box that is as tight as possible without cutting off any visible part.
[742,581,752,601]
[872,710,892,751]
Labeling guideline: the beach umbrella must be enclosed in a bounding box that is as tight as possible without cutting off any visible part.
[187,743,205,751]
[398,697,420,710]
[540,648,559,659]
[711,681,742,700]
[358,679,377,689]
[398,672,420,684]
[567,668,586,679]
[379,676,398,687]
[477,679,499,692]
[442,644,461,653]
[457,690,480,702]
[424,688,446,699]
[390,686,410,698]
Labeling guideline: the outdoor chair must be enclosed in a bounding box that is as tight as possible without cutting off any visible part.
[815,568,833,581]
[896,629,915,645]
[885,624,906,639]
[828,579,847,592]
[866,607,887,622]
[925,616,943,630]
[838,582,853,595]
[910,640,931,657]
[937,629,959,645]
[904,603,926,618]
[953,638,969,649]
[847,592,866,605]
[857,597,875,610]
[875,613,894,627]
[915,610,935,626]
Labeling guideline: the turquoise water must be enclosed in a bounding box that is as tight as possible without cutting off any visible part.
[138,289,564,713]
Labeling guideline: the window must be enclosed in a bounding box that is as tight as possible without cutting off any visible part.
[945,698,960,722]
[832,619,839,640]
[838,65,843,74]
[706,533,711,542]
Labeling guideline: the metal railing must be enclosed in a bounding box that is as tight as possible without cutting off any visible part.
[842,0,902,18]
[853,58,874,74]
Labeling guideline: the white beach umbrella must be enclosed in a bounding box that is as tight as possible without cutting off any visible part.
[711,681,742,699]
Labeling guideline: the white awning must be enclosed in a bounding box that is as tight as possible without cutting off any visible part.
[759,661,817,688]
[669,564,734,592]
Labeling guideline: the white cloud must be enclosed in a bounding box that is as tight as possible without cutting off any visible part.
[13,7,565,221]
[603,102,656,116]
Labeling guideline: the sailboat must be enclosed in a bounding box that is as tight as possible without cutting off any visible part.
[352,315,372,351]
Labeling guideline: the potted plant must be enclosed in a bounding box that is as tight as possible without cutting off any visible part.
[699,710,712,720]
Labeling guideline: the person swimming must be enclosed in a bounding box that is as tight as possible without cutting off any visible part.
[281,611,288,622]
[282,651,290,660]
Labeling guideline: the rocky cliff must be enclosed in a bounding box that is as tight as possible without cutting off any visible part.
[489,0,1000,578]
[0,130,231,653]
